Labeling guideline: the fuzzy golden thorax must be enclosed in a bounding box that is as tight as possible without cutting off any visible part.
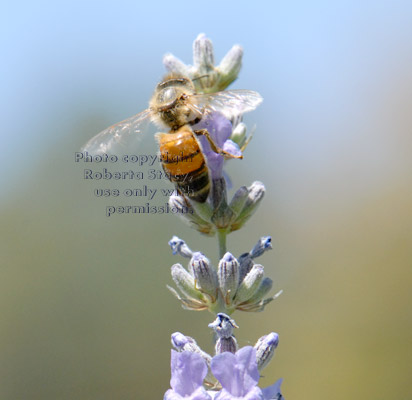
[149,74,199,131]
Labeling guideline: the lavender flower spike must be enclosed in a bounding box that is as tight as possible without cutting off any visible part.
[163,34,286,399]
[164,350,212,400]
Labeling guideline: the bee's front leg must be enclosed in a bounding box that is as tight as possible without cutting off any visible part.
[194,129,243,159]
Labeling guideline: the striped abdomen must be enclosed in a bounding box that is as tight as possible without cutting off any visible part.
[158,128,210,202]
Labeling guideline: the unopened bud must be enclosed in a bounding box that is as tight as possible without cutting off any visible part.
[230,122,247,147]
[171,332,214,383]
[193,33,214,70]
[254,332,279,371]
[246,277,273,304]
[163,53,188,75]
[171,332,211,361]
[238,253,254,283]
[250,236,272,258]
[170,264,202,300]
[209,313,239,354]
[168,236,193,258]
[218,252,240,302]
[228,185,249,216]
[240,181,265,218]
[215,337,238,354]
[230,181,265,231]
[208,313,238,338]
[191,252,218,299]
[217,44,243,89]
[169,196,215,236]
[234,264,265,303]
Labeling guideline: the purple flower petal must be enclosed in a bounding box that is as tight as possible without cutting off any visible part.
[215,387,263,400]
[170,350,208,396]
[261,378,284,400]
[193,112,232,146]
[192,112,233,179]
[165,387,212,400]
[222,139,242,158]
[211,352,236,392]
[211,346,260,397]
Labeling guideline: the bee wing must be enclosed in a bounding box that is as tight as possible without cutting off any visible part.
[81,108,152,155]
[190,90,263,120]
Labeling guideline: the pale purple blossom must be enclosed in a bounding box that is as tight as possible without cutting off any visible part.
[211,346,262,400]
[164,350,212,400]
[262,379,284,400]
[192,112,240,180]
[165,347,283,400]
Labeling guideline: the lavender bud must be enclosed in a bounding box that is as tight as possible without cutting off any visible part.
[168,236,193,258]
[215,337,238,354]
[217,44,243,89]
[171,332,211,360]
[191,252,218,299]
[240,181,265,217]
[170,264,202,300]
[208,313,238,338]
[210,178,236,229]
[162,53,188,76]
[246,277,273,304]
[171,332,190,349]
[188,197,214,222]
[238,253,254,283]
[193,33,214,70]
[218,252,240,302]
[254,332,279,371]
[229,186,249,216]
[234,264,265,303]
[209,314,239,354]
[210,177,228,210]
[250,236,273,258]
[230,181,266,232]
[169,196,215,236]
[171,332,214,383]
[230,122,247,148]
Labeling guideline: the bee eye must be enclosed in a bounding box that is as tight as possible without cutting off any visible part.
[159,87,177,106]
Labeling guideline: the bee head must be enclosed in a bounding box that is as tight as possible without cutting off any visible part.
[156,86,179,111]
[154,76,195,110]
[150,75,197,130]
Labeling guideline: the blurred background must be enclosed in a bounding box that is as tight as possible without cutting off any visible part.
[1,0,412,399]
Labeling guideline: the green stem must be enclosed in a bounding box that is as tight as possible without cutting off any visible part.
[217,229,227,259]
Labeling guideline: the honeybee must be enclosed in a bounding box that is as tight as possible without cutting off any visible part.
[82,74,262,202]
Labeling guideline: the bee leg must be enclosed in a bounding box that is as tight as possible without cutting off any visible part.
[194,129,243,159]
